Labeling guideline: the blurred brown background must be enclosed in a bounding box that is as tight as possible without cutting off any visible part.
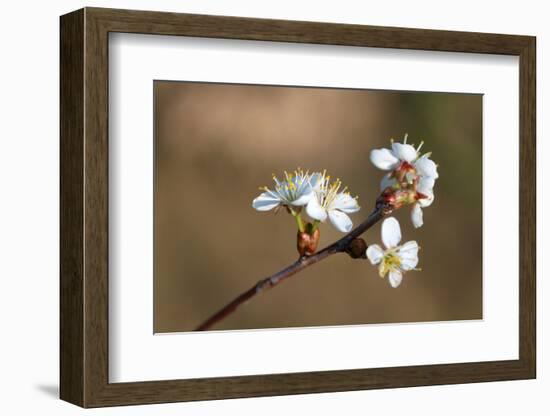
[153,81,482,333]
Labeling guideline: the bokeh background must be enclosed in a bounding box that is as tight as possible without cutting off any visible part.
[153,81,482,333]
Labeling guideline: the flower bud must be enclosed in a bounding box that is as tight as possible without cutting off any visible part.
[346,238,367,259]
[376,188,397,214]
[377,187,417,212]
[297,227,320,257]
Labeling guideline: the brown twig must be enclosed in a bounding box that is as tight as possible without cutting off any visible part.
[194,204,389,331]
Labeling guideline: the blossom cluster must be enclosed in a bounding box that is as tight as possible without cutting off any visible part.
[365,134,438,286]
[370,134,439,228]
[252,169,360,233]
[252,134,438,288]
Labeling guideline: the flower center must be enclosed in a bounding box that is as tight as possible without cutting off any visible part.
[378,250,402,278]
[395,161,417,185]
[316,171,348,209]
[384,251,402,269]
[269,168,311,202]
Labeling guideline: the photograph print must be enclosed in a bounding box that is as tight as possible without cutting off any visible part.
[153,81,482,333]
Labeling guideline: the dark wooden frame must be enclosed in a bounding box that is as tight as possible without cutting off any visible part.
[60,7,536,408]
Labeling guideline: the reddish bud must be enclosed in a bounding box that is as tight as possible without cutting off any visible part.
[376,187,398,213]
[377,187,417,213]
[297,227,320,257]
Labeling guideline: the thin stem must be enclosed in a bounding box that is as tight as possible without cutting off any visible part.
[309,219,320,233]
[194,206,387,331]
[294,212,305,233]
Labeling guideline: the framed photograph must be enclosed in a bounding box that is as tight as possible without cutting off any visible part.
[60,7,536,407]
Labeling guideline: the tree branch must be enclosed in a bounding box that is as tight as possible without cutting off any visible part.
[194,205,388,331]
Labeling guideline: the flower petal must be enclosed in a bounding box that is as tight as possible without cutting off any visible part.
[306,197,327,222]
[388,269,403,288]
[391,142,417,162]
[381,217,402,248]
[366,244,384,265]
[291,192,313,206]
[397,241,419,270]
[418,190,434,208]
[417,176,435,194]
[380,173,397,191]
[370,148,400,171]
[411,203,423,228]
[328,210,353,232]
[330,192,360,213]
[415,155,439,179]
[309,172,323,189]
[252,192,281,211]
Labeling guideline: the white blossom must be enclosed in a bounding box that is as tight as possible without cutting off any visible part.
[370,134,439,228]
[252,169,316,212]
[305,171,360,233]
[366,217,419,288]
